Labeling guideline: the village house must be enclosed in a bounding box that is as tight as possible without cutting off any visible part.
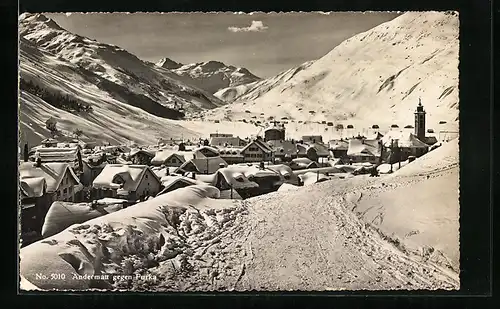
[329,139,349,159]
[128,149,155,165]
[92,164,162,201]
[81,155,107,187]
[151,150,188,167]
[346,139,383,164]
[33,146,83,175]
[209,136,247,147]
[218,147,245,165]
[267,140,299,163]
[304,143,330,163]
[381,132,429,163]
[19,160,84,203]
[175,156,228,175]
[209,133,234,138]
[239,138,274,163]
[19,176,50,243]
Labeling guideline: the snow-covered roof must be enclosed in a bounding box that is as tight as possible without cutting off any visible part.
[92,164,159,191]
[347,139,382,157]
[306,143,330,157]
[277,183,300,192]
[176,157,228,174]
[266,164,294,177]
[299,172,329,186]
[20,177,46,198]
[329,139,349,151]
[193,145,219,155]
[129,148,155,158]
[381,132,429,148]
[157,176,205,196]
[209,136,245,147]
[41,201,123,238]
[218,147,245,157]
[267,140,298,156]
[296,143,308,155]
[151,150,187,166]
[291,158,316,166]
[152,166,178,178]
[35,147,79,162]
[19,162,81,193]
[264,122,285,133]
[241,139,273,153]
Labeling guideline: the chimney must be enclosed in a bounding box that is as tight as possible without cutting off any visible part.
[191,172,196,179]
[35,156,42,167]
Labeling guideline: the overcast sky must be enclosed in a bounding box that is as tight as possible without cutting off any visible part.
[47,12,400,78]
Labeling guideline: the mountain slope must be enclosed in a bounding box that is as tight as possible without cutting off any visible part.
[19,37,201,147]
[214,60,315,102]
[205,12,459,130]
[19,13,225,113]
[157,59,261,94]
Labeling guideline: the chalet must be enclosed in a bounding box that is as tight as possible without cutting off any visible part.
[19,161,83,203]
[128,149,155,165]
[302,135,323,144]
[34,146,83,174]
[329,139,349,159]
[240,139,273,163]
[151,150,187,167]
[92,164,162,201]
[19,177,50,243]
[346,139,383,164]
[218,147,245,165]
[175,157,228,175]
[209,136,247,147]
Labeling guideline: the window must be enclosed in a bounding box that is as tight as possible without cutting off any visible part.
[145,174,148,179]
[57,191,61,198]
[63,188,68,194]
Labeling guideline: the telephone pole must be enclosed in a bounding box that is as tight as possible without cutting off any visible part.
[390,139,394,173]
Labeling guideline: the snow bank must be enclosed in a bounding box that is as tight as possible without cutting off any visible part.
[298,172,329,186]
[277,183,301,192]
[21,184,244,290]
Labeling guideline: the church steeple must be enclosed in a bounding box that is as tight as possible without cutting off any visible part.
[414,98,426,140]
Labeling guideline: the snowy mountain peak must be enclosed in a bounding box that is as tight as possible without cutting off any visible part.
[167,60,261,94]
[156,57,183,69]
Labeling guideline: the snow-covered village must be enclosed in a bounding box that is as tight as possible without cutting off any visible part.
[18,11,459,291]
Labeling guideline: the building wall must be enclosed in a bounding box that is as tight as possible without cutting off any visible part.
[135,169,162,200]
[220,156,245,165]
[82,164,104,187]
[53,170,79,202]
[242,144,272,162]
[348,155,380,164]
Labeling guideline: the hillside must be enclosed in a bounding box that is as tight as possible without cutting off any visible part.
[158,59,261,95]
[19,37,201,146]
[204,12,459,131]
[214,61,315,102]
[19,13,225,113]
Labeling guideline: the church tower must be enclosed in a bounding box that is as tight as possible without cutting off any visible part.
[414,98,426,140]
